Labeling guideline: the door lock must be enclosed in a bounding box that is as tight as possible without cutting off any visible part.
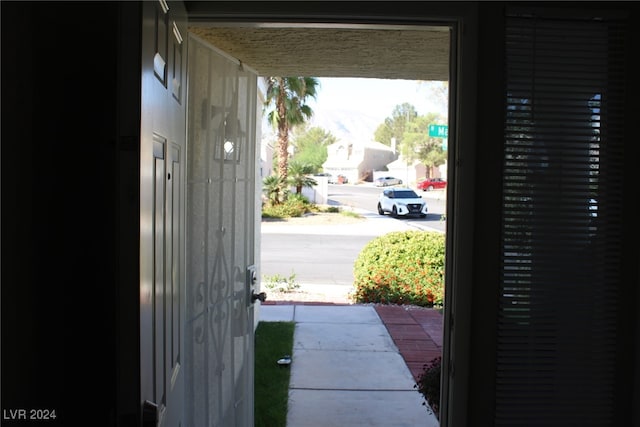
[251,291,267,303]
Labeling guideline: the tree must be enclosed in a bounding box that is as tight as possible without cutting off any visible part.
[264,77,319,182]
[399,113,447,177]
[290,125,336,172]
[287,161,318,194]
[419,80,449,116]
[374,103,418,149]
[262,174,286,205]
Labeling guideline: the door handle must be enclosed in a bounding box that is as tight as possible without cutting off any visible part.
[251,291,267,303]
[246,265,266,305]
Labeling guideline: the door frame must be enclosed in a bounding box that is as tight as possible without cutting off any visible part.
[185,4,480,426]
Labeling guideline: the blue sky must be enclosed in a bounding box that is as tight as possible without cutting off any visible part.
[307,77,447,122]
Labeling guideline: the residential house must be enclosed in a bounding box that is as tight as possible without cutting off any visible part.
[323,140,396,183]
[384,157,447,188]
[383,156,426,187]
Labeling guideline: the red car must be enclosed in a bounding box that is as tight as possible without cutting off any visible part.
[417,177,447,191]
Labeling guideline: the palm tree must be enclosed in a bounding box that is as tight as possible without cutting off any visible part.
[287,161,317,194]
[264,77,319,183]
[262,174,286,205]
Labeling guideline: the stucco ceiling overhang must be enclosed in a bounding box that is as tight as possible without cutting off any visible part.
[187,25,449,80]
[184,3,450,81]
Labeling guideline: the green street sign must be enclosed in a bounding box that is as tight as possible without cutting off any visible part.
[428,124,448,138]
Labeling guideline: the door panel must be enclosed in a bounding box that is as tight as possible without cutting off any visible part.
[169,144,182,385]
[141,1,187,426]
[153,136,167,422]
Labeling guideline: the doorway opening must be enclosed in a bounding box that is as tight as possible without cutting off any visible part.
[187,17,462,426]
[259,79,448,299]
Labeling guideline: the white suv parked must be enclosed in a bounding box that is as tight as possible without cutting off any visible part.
[377,188,428,218]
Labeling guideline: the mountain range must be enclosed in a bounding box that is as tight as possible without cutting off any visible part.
[306,107,383,143]
[261,106,384,145]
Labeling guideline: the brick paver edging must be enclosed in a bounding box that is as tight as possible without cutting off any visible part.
[373,305,443,382]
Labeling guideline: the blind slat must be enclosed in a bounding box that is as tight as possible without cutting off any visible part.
[497,10,625,425]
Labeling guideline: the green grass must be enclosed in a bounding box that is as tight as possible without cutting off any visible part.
[340,209,363,218]
[254,321,295,427]
[320,205,341,213]
[318,205,363,218]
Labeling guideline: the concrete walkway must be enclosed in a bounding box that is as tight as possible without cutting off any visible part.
[259,304,440,427]
[258,188,445,425]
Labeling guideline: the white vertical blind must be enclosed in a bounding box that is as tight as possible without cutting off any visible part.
[498,9,625,425]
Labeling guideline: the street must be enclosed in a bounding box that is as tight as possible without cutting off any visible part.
[327,183,447,234]
[259,183,447,294]
[260,232,374,285]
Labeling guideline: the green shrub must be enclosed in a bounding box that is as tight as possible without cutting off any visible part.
[353,231,445,307]
[262,197,310,218]
[287,192,311,205]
